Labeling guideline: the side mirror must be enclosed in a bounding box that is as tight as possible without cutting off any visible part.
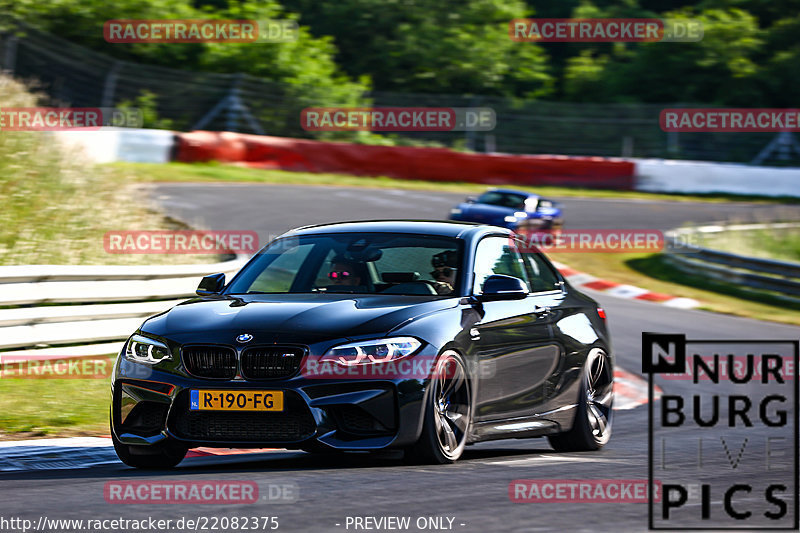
[477,275,528,302]
[196,273,226,296]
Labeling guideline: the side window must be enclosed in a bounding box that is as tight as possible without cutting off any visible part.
[522,252,561,292]
[473,236,530,293]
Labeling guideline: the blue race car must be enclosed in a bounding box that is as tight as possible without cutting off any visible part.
[448,188,563,233]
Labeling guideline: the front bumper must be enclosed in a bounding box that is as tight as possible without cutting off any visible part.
[111,356,432,451]
[513,217,563,232]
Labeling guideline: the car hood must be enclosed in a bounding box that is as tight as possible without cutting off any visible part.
[140,293,459,345]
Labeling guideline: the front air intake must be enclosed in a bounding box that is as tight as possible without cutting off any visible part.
[241,346,304,379]
[182,345,237,379]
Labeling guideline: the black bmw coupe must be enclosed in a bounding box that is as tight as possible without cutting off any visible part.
[111,221,613,468]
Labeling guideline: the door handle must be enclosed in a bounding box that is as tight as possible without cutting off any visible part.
[534,305,551,315]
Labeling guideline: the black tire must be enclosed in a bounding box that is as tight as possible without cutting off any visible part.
[406,350,472,464]
[111,421,187,469]
[548,347,613,452]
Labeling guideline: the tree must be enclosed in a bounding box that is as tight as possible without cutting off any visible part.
[3,0,369,108]
[281,0,554,97]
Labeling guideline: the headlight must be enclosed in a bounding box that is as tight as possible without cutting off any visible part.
[450,208,462,215]
[125,334,172,365]
[321,337,422,366]
[505,212,528,224]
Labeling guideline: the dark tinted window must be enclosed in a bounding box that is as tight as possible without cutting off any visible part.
[522,252,561,292]
[226,233,462,296]
[473,236,530,293]
[476,191,527,209]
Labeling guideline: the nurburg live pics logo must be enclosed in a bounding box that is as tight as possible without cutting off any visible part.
[642,332,799,530]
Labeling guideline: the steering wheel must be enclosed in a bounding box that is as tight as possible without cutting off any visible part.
[382,280,439,295]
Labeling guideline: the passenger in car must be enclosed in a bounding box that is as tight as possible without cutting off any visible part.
[430,250,457,295]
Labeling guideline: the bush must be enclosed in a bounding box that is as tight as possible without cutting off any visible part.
[0,75,212,265]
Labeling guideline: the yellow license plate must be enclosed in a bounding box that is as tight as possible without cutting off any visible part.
[190,390,283,411]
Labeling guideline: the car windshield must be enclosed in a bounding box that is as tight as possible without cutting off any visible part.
[226,233,462,296]
[476,191,527,209]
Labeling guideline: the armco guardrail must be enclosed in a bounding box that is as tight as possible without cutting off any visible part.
[176,131,636,189]
[665,223,800,301]
[635,159,800,198]
[0,257,246,284]
[0,255,248,352]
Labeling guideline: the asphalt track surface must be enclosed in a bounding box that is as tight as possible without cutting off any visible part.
[1,183,798,532]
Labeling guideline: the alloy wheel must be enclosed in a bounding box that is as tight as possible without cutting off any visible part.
[432,352,472,459]
[585,348,614,446]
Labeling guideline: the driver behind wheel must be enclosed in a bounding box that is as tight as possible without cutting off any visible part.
[328,257,362,286]
[430,250,457,295]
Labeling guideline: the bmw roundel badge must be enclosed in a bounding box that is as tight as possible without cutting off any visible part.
[236,333,254,343]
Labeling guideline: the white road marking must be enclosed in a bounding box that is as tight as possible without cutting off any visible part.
[0,437,112,448]
[662,297,701,308]
[384,190,458,204]
[564,273,598,286]
[606,285,649,299]
[484,455,635,467]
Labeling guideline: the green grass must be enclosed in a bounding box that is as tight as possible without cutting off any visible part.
[0,76,220,266]
[0,357,113,439]
[548,251,800,326]
[110,161,798,204]
[701,226,800,263]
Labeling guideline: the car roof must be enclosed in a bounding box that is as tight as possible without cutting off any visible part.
[283,220,510,239]
[483,188,539,198]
